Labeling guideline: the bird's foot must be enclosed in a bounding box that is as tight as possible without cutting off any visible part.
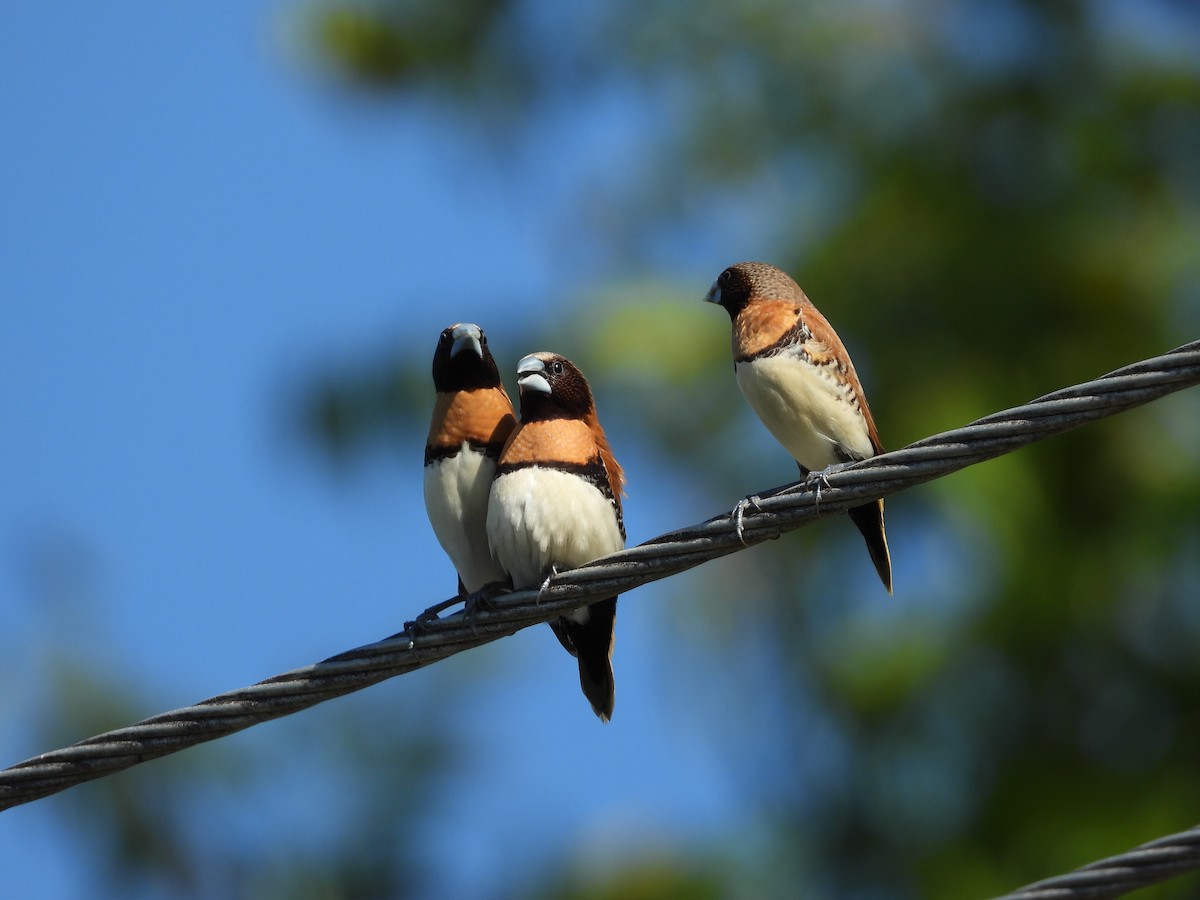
[732,495,763,545]
[411,594,463,626]
[537,566,560,605]
[399,614,438,655]
[464,581,510,617]
[400,596,460,650]
[402,591,475,652]
[804,462,851,514]
[460,582,511,636]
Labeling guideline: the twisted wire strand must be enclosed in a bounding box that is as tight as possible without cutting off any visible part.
[1,338,1198,900]
[991,822,1200,899]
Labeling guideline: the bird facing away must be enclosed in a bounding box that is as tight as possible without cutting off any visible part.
[705,261,893,593]
[424,323,517,595]
[486,352,626,722]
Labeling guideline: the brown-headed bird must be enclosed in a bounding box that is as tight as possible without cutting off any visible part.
[425,323,517,595]
[705,261,893,593]
[486,352,625,721]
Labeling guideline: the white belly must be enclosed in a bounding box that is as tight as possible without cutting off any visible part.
[486,466,625,595]
[735,353,874,470]
[424,445,509,593]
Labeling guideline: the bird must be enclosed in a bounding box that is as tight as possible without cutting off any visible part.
[424,323,517,596]
[486,352,625,722]
[704,261,892,593]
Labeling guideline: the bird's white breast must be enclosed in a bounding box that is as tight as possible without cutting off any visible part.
[735,351,874,470]
[424,445,508,593]
[486,466,624,595]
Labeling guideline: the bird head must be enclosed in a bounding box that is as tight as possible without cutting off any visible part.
[515,353,595,420]
[431,323,502,392]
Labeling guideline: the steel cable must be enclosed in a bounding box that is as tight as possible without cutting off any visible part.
[991,823,1200,899]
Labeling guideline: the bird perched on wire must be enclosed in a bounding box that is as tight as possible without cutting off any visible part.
[424,323,517,596]
[704,261,892,593]
[487,352,625,722]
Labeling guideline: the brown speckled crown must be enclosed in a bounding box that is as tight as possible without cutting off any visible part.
[712,261,807,318]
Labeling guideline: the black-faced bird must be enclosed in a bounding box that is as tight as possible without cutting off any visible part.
[424,323,517,595]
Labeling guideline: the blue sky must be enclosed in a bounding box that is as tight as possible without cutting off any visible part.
[0,3,768,896]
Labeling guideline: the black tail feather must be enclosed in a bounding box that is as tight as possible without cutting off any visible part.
[848,500,893,594]
[554,597,617,722]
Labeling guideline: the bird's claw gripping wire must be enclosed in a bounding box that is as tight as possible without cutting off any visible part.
[402,582,512,644]
[731,462,850,536]
[732,495,763,544]
[412,595,463,625]
[804,462,851,514]
[403,600,463,657]
[463,581,512,634]
[401,595,466,652]
[537,566,560,604]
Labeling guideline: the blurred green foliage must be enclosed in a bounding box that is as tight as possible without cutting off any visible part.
[313,0,511,89]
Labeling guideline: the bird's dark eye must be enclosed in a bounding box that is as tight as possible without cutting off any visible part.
[551,361,564,375]
[718,269,733,288]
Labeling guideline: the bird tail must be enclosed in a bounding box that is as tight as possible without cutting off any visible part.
[848,499,893,594]
[555,598,617,722]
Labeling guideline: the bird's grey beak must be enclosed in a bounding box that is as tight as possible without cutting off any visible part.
[704,282,722,305]
[449,323,483,359]
[516,355,551,395]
